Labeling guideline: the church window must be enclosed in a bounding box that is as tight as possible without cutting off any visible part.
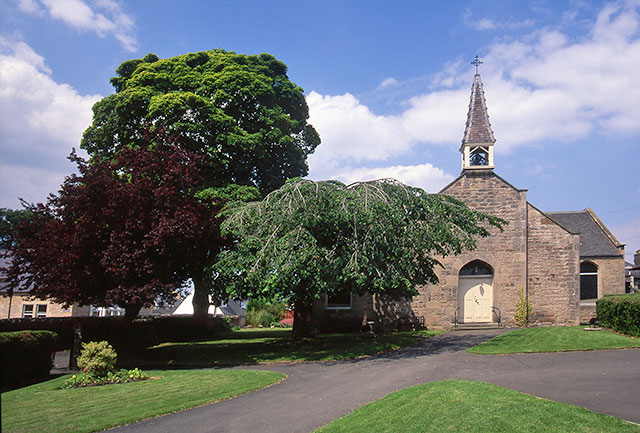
[326,292,352,310]
[459,260,493,276]
[580,261,598,300]
[470,147,488,166]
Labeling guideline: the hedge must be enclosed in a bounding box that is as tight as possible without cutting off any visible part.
[0,330,58,387]
[596,293,640,337]
[0,316,230,356]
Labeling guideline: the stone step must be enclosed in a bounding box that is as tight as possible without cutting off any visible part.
[452,323,503,331]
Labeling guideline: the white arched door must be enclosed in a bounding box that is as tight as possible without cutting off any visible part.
[458,261,493,323]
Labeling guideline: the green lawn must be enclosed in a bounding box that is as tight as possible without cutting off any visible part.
[315,380,640,433]
[138,328,443,365]
[468,326,640,354]
[1,369,284,433]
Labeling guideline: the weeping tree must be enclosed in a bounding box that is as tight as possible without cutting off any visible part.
[214,178,505,337]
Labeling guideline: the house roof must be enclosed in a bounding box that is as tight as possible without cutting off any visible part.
[440,170,527,195]
[546,209,623,257]
[0,251,31,293]
[461,73,496,149]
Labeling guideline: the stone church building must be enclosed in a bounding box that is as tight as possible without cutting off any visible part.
[313,70,625,330]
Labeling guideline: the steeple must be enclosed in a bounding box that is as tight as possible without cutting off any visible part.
[460,56,495,172]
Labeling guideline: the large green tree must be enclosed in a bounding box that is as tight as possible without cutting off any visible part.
[214,179,505,337]
[81,50,320,194]
[0,208,33,249]
[80,50,320,317]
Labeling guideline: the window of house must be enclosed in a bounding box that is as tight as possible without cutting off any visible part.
[580,261,598,300]
[36,304,47,318]
[22,304,34,318]
[326,292,352,310]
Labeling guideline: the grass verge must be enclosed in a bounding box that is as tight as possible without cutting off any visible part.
[315,380,640,433]
[468,326,640,354]
[1,369,284,433]
[140,328,443,365]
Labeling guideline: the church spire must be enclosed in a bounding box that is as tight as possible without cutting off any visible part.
[460,56,495,171]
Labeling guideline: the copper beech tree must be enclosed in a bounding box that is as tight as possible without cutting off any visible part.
[5,139,227,319]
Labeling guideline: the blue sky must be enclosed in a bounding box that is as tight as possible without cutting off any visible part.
[0,0,638,260]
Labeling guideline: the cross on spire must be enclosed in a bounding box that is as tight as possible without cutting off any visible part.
[471,54,483,74]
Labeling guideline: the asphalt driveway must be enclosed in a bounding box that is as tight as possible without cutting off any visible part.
[111,329,640,433]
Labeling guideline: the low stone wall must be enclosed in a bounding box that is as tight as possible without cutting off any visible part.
[579,302,597,324]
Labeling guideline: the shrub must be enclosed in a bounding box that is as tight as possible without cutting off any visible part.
[61,368,148,389]
[0,330,58,387]
[0,315,230,355]
[279,318,294,327]
[514,288,531,328]
[77,341,117,377]
[246,309,276,327]
[245,299,288,327]
[596,294,640,337]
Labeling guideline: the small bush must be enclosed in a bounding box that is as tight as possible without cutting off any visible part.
[61,368,148,389]
[77,341,117,377]
[0,330,58,387]
[246,299,288,327]
[596,294,640,337]
[246,309,276,327]
[513,288,531,327]
[279,318,293,327]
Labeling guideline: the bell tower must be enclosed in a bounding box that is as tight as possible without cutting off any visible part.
[461,56,495,172]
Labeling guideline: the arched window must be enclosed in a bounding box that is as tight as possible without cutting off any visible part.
[459,260,493,276]
[580,261,598,300]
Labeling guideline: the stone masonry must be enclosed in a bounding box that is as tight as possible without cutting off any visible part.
[311,170,582,331]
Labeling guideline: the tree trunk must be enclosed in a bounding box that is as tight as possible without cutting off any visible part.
[124,303,141,321]
[192,276,210,319]
[292,302,313,338]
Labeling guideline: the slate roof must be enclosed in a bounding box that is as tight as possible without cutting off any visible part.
[0,251,31,293]
[461,74,496,147]
[546,209,623,258]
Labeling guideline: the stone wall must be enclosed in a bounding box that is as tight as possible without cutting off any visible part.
[311,293,373,332]
[527,204,580,326]
[577,256,625,324]
[579,302,597,324]
[584,256,626,297]
[413,171,528,328]
[310,171,585,331]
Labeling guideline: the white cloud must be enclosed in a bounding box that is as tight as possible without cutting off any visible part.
[20,0,137,51]
[306,91,410,179]
[378,77,399,89]
[0,38,101,208]
[307,1,640,183]
[464,9,535,31]
[331,164,455,193]
[610,217,640,259]
[17,0,43,14]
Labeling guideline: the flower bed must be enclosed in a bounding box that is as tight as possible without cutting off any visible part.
[61,368,149,389]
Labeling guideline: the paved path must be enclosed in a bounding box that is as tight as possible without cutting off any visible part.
[112,330,640,433]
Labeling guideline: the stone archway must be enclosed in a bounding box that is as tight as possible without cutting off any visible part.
[458,260,493,323]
